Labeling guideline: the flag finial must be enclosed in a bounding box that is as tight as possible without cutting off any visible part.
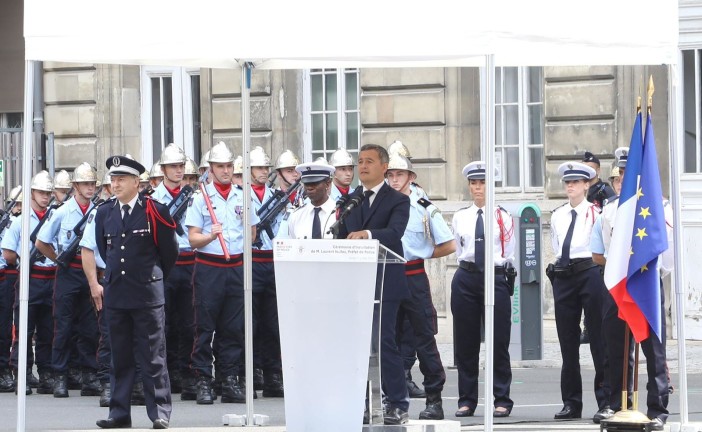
[647,75,655,112]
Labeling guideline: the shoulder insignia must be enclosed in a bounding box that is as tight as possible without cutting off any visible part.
[552,202,568,212]
[417,197,433,209]
[87,214,94,223]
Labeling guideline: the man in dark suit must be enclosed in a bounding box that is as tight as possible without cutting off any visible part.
[339,144,411,425]
[92,155,178,429]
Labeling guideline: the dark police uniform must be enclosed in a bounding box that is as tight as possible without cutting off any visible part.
[549,162,609,419]
[0,227,14,392]
[451,203,515,416]
[94,157,178,426]
[593,194,673,425]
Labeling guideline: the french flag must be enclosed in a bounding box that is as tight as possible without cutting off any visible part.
[604,112,667,343]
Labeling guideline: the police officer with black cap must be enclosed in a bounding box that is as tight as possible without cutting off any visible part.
[582,151,615,210]
[451,161,515,418]
[92,155,178,429]
[549,161,609,421]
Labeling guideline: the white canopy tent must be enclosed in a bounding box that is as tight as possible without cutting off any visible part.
[19,0,685,431]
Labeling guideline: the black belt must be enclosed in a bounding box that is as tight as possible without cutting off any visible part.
[459,261,505,275]
[554,258,598,276]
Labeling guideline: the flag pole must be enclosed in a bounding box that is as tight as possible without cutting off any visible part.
[620,325,630,414]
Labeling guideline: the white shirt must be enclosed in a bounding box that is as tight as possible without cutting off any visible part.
[550,199,599,261]
[286,197,337,239]
[119,194,139,219]
[452,205,515,266]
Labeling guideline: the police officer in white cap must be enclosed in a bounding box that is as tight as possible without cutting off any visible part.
[286,162,336,239]
[386,154,455,420]
[36,163,101,398]
[328,148,356,202]
[2,171,57,395]
[549,161,609,421]
[451,161,515,418]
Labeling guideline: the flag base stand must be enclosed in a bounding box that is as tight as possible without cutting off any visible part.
[600,409,651,432]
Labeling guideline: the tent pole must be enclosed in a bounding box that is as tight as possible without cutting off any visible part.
[241,62,255,426]
[667,59,689,424]
[481,54,496,432]
[17,59,37,432]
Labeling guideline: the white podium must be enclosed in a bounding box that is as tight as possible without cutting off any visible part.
[274,239,405,432]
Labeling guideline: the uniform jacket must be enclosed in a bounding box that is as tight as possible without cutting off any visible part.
[95,195,178,309]
[339,182,410,301]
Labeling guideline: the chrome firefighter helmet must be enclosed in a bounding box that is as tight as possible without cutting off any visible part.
[101,172,111,187]
[160,143,187,165]
[139,171,150,183]
[388,140,411,158]
[73,163,98,183]
[275,150,300,170]
[149,162,164,179]
[328,148,355,167]
[199,151,211,169]
[184,158,198,176]
[387,154,415,174]
[233,156,244,175]
[208,141,235,164]
[54,170,72,189]
[31,170,54,192]
[250,146,272,167]
[7,185,22,203]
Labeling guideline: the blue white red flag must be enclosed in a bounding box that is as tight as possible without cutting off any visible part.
[604,112,667,342]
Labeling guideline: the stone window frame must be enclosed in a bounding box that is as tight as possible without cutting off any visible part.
[495,66,545,192]
[682,49,702,174]
[303,68,361,162]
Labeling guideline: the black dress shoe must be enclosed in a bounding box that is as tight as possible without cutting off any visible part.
[493,406,511,418]
[648,417,665,431]
[554,405,582,419]
[383,407,409,425]
[455,406,475,417]
[592,407,614,424]
[96,417,132,429]
[152,418,169,429]
[53,374,69,398]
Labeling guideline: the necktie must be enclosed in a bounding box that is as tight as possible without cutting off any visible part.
[560,209,577,266]
[122,204,130,227]
[312,207,322,239]
[474,209,485,271]
[362,190,375,216]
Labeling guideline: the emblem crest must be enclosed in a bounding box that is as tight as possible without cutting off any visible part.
[112,156,121,167]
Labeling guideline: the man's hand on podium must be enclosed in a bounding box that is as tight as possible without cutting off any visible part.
[347,230,370,239]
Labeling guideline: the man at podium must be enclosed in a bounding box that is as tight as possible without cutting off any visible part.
[338,144,411,425]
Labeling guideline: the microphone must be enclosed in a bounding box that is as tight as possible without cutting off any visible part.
[334,185,361,210]
[337,188,366,220]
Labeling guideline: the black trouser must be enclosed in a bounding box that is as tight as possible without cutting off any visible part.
[0,269,13,370]
[51,265,99,373]
[372,297,410,411]
[191,253,244,380]
[552,265,609,411]
[396,265,445,394]
[107,306,171,423]
[10,267,56,375]
[96,308,111,383]
[603,280,669,421]
[164,256,195,376]
[251,255,281,375]
[451,267,513,410]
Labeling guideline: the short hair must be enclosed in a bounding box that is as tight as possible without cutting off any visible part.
[360,144,389,164]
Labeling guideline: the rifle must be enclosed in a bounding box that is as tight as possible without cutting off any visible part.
[167,185,194,236]
[55,196,105,268]
[253,179,302,248]
[28,197,61,265]
[0,186,22,233]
